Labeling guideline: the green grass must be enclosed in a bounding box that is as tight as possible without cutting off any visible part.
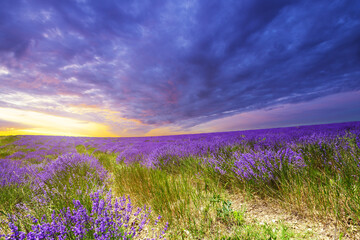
[219,222,306,240]
[74,140,360,238]
[111,159,216,238]
[0,136,19,158]
[268,140,360,229]
[0,136,18,146]
[1,135,360,238]
[0,184,33,214]
[107,155,311,239]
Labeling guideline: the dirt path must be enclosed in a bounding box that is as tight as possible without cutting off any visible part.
[229,194,359,240]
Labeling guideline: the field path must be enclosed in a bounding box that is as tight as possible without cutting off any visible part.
[230,194,359,240]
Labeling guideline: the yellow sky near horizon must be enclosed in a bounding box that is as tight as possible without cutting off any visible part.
[0,105,181,138]
[1,91,359,137]
[0,107,116,137]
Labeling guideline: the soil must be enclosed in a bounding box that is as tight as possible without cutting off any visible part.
[229,194,360,240]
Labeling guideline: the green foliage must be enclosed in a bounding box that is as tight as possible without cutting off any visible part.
[0,136,18,146]
[280,142,360,227]
[210,194,245,226]
[92,151,118,172]
[0,184,32,213]
[2,135,360,239]
[76,144,97,155]
[219,222,304,240]
[113,162,208,222]
[42,163,104,213]
[0,136,19,158]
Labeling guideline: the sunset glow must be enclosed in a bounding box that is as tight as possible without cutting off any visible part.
[0,107,115,137]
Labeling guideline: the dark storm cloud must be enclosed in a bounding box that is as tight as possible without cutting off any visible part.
[0,0,359,128]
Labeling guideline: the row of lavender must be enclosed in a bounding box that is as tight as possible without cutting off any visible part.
[0,141,170,238]
[2,122,359,186]
[4,189,167,239]
[1,122,359,238]
[0,152,168,239]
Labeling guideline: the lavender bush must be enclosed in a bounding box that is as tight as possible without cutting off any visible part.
[1,190,168,240]
[233,148,305,181]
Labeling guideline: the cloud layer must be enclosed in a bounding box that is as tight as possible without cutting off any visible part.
[0,0,359,135]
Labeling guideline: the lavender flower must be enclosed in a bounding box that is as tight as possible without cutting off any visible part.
[3,190,167,239]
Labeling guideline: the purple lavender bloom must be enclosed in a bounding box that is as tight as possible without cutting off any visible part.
[4,190,167,239]
[35,153,107,183]
[233,148,305,181]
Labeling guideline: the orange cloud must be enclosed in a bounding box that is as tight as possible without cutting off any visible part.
[70,103,100,109]
[144,127,192,137]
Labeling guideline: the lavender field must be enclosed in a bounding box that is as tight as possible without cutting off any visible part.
[1,122,360,239]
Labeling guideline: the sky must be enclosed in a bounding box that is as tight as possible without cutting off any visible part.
[0,0,359,137]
